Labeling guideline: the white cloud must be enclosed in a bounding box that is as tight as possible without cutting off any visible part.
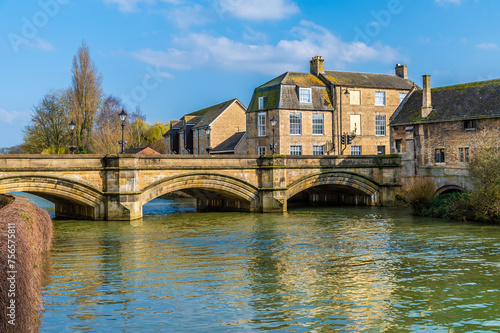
[29,38,54,51]
[167,4,212,29]
[216,0,299,20]
[0,108,30,124]
[131,20,402,75]
[435,0,462,5]
[476,42,498,50]
[103,0,182,13]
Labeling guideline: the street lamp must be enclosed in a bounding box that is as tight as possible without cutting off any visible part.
[205,127,211,154]
[69,120,77,154]
[270,116,278,154]
[119,109,128,154]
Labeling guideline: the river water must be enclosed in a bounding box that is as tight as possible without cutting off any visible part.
[18,195,500,332]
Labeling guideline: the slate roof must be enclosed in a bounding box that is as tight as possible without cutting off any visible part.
[390,78,500,126]
[163,120,182,137]
[322,70,414,90]
[248,72,332,113]
[247,70,414,113]
[210,132,246,153]
[192,98,245,129]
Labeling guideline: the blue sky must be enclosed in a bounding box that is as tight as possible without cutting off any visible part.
[1,0,499,148]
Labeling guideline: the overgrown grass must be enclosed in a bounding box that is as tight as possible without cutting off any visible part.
[398,176,438,215]
[0,195,53,333]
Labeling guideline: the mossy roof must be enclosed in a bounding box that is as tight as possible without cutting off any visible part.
[323,70,414,90]
[390,78,500,125]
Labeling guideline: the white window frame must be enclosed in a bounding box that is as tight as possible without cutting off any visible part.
[375,115,386,136]
[258,96,266,110]
[313,145,324,155]
[312,113,324,135]
[290,145,302,155]
[299,88,312,104]
[290,112,302,135]
[258,146,266,155]
[375,91,386,106]
[399,92,407,104]
[258,112,266,137]
[351,145,362,155]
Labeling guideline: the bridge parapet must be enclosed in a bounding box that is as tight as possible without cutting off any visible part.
[0,154,403,220]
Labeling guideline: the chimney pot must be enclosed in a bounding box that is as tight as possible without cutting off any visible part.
[422,74,432,118]
[310,56,325,76]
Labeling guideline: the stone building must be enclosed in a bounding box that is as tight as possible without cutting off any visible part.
[390,75,500,176]
[164,98,246,155]
[245,56,414,156]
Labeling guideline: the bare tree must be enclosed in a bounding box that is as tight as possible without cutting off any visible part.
[90,95,123,154]
[70,41,103,151]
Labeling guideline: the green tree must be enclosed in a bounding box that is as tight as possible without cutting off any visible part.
[21,90,70,154]
[469,139,500,222]
[70,41,103,152]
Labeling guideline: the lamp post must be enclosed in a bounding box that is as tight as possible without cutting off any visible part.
[119,109,128,154]
[69,120,76,154]
[205,127,211,154]
[339,87,350,155]
[270,116,277,154]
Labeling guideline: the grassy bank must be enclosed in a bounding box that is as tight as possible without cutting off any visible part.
[0,194,53,333]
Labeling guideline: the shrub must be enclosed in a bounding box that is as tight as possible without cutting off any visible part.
[399,176,437,215]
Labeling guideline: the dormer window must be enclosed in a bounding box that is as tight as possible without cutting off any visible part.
[258,96,266,110]
[299,88,312,103]
[464,120,477,130]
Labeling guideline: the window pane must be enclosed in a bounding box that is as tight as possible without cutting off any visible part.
[351,145,362,156]
[350,115,361,135]
[290,145,302,155]
[375,115,386,136]
[290,113,302,135]
[312,113,324,135]
[299,88,312,103]
[258,97,266,110]
[313,145,324,155]
[375,91,386,106]
[258,146,266,155]
[399,93,407,104]
[258,113,266,136]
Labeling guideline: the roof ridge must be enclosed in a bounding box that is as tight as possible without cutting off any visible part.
[324,69,400,78]
[431,78,500,91]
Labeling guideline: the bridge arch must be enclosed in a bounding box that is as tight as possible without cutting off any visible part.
[0,175,105,220]
[141,173,260,212]
[436,184,467,196]
[287,171,381,206]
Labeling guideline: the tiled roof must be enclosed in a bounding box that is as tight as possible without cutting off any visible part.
[124,147,160,155]
[390,78,500,126]
[211,132,246,153]
[322,71,414,90]
[163,120,182,136]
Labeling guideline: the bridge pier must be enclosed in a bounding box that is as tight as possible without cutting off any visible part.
[258,156,287,213]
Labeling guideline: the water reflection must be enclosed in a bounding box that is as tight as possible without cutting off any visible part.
[38,199,500,332]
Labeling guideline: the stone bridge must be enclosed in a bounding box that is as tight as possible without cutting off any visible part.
[0,155,404,220]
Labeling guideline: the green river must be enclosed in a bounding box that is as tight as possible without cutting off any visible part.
[19,195,500,332]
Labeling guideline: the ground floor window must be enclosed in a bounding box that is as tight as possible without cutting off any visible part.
[377,145,386,155]
[459,147,469,162]
[313,145,324,155]
[395,139,402,153]
[351,145,362,155]
[258,146,266,155]
[290,145,302,155]
[435,148,445,163]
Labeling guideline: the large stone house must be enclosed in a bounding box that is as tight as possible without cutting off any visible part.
[164,98,246,155]
[390,75,500,184]
[245,56,415,156]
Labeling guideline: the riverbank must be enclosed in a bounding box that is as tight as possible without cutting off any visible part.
[0,194,53,333]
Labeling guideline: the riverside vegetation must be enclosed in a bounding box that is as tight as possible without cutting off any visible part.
[399,141,500,223]
[0,195,53,333]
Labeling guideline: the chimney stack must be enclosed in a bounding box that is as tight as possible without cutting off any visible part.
[422,74,432,118]
[395,64,408,79]
[310,56,325,76]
